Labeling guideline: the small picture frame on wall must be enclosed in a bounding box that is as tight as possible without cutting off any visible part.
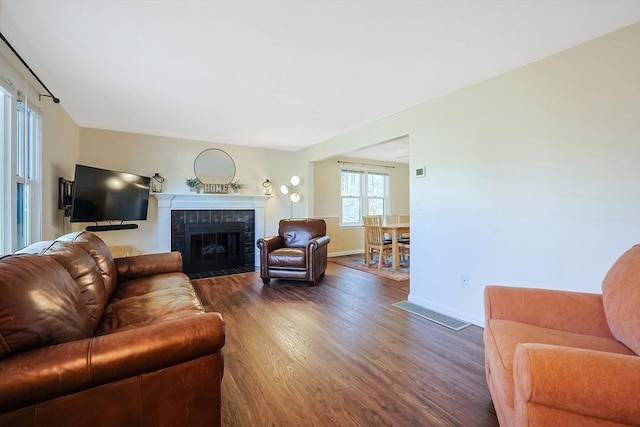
[416,166,426,178]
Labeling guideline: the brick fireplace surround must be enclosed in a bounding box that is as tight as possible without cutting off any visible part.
[152,193,269,271]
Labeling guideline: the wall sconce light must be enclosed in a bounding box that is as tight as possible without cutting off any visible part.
[280,175,301,216]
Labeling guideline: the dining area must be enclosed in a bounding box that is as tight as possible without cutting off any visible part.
[363,215,410,271]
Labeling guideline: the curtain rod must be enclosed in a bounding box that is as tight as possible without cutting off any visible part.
[0,32,60,103]
[337,160,395,169]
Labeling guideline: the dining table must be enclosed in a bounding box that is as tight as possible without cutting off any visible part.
[371,221,409,270]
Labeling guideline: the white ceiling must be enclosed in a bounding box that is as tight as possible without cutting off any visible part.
[345,135,410,164]
[1,1,638,153]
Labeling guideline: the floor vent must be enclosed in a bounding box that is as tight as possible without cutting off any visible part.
[393,301,471,331]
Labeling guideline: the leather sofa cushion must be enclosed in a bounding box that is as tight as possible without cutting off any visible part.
[95,272,205,335]
[268,248,305,267]
[57,232,118,300]
[115,252,184,283]
[17,240,108,332]
[485,318,635,409]
[0,254,93,358]
[602,244,640,355]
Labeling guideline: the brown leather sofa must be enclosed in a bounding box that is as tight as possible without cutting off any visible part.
[257,218,330,286]
[0,231,225,427]
[484,244,640,426]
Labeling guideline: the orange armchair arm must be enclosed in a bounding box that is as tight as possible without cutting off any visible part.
[514,343,640,426]
[484,285,613,338]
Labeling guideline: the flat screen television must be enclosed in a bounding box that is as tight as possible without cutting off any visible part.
[70,164,150,224]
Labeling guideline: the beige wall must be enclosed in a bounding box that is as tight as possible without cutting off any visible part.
[77,128,302,253]
[42,102,80,239]
[298,23,640,325]
[313,156,409,255]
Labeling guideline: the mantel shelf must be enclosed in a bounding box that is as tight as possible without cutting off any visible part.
[152,193,269,210]
[152,192,270,200]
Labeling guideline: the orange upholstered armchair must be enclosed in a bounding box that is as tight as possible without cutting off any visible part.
[483,245,640,427]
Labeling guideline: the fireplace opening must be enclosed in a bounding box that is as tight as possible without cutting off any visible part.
[171,209,256,278]
[184,222,245,274]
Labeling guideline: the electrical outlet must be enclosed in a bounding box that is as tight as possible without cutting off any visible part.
[460,274,470,288]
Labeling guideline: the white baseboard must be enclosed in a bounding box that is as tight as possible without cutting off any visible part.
[328,249,364,257]
[406,294,484,327]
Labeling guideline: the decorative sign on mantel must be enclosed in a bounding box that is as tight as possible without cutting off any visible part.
[202,183,229,194]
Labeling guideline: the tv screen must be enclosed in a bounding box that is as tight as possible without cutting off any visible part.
[70,164,150,223]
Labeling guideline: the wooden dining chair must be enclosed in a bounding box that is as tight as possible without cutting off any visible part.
[398,238,410,263]
[363,215,393,269]
[386,214,409,263]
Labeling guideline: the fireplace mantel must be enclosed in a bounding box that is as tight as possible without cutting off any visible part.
[152,193,269,265]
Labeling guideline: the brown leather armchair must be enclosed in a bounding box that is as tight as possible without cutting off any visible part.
[257,218,330,286]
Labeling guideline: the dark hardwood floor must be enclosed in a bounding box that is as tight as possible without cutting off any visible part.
[193,262,498,426]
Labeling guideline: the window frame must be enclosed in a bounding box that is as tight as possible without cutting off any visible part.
[0,79,42,254]
[14,100,42,249]
[0,86,10,253]
[339,167,389,227]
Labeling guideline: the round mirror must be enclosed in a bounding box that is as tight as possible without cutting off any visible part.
[194,149,236,184]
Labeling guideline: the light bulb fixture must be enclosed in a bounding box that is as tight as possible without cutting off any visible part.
[280,175,302,217]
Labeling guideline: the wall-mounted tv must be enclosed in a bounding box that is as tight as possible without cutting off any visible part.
[70,164,150,224]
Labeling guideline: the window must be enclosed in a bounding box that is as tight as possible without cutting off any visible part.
[340,168,389,226]
[0,83,41,253]
[0,89,7,253]
[15,102,41,249]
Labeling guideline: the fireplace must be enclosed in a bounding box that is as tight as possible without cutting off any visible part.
[184,222,245,273]
[152,193,268,275]
[171,208,256,278]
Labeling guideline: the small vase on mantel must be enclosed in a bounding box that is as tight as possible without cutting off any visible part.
[186,177,200,193]
[229,180,243,194]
